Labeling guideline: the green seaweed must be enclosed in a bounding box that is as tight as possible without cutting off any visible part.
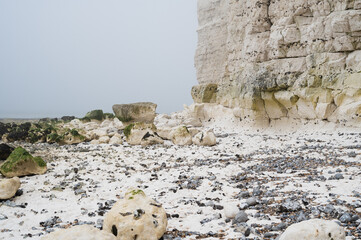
[0,147,46,173]
[70,129,80,137]
[124,124,134,138]
[84,109,104,121]
[127,189,144,199]
[130,189,144,195]
[47,133,63,143]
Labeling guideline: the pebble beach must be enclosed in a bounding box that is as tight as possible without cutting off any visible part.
[1,114,360,239]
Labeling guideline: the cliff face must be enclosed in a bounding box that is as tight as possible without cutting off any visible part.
[193,0,361,125]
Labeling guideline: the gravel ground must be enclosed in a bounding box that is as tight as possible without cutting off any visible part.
[0,124,360,239]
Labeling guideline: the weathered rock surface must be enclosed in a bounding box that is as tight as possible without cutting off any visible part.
[0,177,20,200]
[192,130,217,146]
[103,188,167,240]
[170,126,193,146]
[141,132,164,146]
[109,134,123,145]
[0,143,14,160]
[0,147,47,177]
[113,102,157,123]
[194,0,361,125]
[41,224,117,240]
[279,219,346,240]
[124,123,160,145]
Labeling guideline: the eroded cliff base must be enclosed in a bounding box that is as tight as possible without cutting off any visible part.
[194,0,361,126]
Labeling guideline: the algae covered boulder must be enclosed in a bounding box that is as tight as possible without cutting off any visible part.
[113,102,157,123]
[0,143,14,160]
[84,109,104,121]
[61,129,86,145]
[103,188,168,240]
[6,122,31,142]
[0,147,47,177]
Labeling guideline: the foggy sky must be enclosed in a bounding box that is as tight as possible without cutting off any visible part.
[0,0,198,118]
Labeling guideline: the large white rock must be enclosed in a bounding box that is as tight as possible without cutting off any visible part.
[0,177,20,200]
[170,126,192,146]
[156,128,172,140]
[124,123,160,146]
[192,130,217,146]
[89,128,108,139]
[279,219,346,240]
[113,102,157,124]
[109,134,123,145]
[113,118,125,129]
[41,224,117,240]
[103,189,167,240]
[66,119,83,129]
[140,132,164,146]
[100,119,113,128]
[98,136,110,144]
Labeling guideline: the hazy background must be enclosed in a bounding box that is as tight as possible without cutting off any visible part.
[0,0,198,118]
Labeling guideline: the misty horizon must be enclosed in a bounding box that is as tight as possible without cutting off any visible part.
[0,0,198,118]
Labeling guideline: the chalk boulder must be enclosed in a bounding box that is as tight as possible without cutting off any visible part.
[124,123,160,146]
[170,126,192,146]
[0,177,20,200]
[103,188,167,240]
[279,219,345,240]
[113,102,157,124]
[192,130,217,146]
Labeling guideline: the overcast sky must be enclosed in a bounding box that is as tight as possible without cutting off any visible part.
[0,0,198,118]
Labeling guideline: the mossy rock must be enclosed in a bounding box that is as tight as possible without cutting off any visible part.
[61,129,86,144]
[79,117,91,122]
[46,133,63,143]
[84,109,104,121]
[27,122,57,143]
[0,147,47,177]
[123,123,134,138]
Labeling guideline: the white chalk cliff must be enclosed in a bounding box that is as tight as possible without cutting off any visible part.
[193,0,361,126]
